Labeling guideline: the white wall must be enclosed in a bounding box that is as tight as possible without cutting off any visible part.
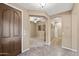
[22,10,30,52]
[72,4,79,52]
[61,12,72,49]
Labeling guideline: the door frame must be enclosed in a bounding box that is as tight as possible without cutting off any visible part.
[29,15,47,44]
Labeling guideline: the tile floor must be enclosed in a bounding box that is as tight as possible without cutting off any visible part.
[19,37,77,56]
[18,45,77,56]
[30,37,45,48]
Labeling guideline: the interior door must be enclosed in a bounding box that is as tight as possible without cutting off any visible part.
[0,6,3,55]
[0,3,22,56]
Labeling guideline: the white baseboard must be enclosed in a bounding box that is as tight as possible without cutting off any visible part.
[62,46,77,52]
[22,48,30,53]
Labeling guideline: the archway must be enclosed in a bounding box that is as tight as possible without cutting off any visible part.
[29,16,47,47]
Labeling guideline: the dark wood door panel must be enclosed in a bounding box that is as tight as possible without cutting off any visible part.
[2,9,11,37]
[0,11,2,37]
[0,39,2,56]
[13,12,19,36]
[1,38,21,56]
[0,3,22,56]
[14,38,21,50]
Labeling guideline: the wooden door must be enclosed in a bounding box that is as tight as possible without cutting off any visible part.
[0,3,22,56]
[0,6,3,55]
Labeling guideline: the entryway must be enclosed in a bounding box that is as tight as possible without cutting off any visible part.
[29,16,47,47]
[51,17,62,47]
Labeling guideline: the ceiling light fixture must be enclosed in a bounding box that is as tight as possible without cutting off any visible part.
[40,0,47,8]
[40,3,46,8]
[30,16,45,23]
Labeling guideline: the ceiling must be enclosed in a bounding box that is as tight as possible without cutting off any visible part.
[9,3,73,16]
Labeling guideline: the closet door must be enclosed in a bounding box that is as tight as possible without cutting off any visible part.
[0,3,22,56]
[2,8,13,55]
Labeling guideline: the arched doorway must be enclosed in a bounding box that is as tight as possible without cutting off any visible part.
[29,16,47,47]
[51,17,62,47]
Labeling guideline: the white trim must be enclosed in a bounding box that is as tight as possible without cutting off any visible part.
[62,46,77,52]
[4,3,24,53]
[21,9,24,53]
[4,3,23,12]
[22,48,30,53]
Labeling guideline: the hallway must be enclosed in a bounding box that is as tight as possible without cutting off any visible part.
[14,3,79,56]
[0,3,79,56]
